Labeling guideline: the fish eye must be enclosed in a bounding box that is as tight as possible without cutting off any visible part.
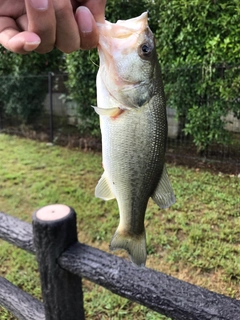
[142,44,151,54]
[138,43,153,59]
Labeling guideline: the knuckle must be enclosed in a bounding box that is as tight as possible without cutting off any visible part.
[80,34,98,50]
[54,1,73,19]
[55,36,80,53]
[35,44,55,54]
[80,43,96,50]
[57,45,78,54]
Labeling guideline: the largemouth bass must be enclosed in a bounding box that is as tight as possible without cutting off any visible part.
[94,12,175,266]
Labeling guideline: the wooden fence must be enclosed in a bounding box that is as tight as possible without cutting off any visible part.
[0,204,240,320]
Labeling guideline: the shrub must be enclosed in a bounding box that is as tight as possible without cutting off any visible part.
[0,46,64,123]
[149,0,240,151]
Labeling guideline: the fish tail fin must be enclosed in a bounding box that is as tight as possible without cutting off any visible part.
[110,229,147,267]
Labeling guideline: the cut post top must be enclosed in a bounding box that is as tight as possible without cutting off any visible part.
[35,204,71,221]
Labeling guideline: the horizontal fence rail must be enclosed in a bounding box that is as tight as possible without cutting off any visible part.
[59,242,240,320]
[0,277,45,320]
[1,207,240,320]
[0,211,35,254]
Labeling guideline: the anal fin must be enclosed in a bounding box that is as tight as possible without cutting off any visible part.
[151,164,176,209]
[95,172,115,201]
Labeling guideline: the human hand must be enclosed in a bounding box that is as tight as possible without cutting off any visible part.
[0,0,106,54]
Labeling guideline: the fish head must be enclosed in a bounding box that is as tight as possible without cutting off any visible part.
[97,12,158,109]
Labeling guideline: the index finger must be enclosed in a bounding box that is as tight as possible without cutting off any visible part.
[83,0,106,23]
[25,0,56,53]
[74,0,106,50]
[75,0,106,23]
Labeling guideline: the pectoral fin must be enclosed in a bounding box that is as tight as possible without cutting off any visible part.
[151,164,176,209]
[92,106,120,117]
[95,172,115,201]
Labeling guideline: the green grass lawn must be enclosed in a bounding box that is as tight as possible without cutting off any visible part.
[0,133,239,319]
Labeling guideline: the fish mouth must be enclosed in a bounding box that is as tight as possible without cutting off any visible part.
[97,12,149,58]
[97,12,148,39]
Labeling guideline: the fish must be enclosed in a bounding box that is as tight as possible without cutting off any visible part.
[94,12,175,266]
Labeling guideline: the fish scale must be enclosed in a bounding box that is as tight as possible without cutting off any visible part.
[94,12,175,266]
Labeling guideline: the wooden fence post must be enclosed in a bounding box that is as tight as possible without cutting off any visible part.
[32,204,85,320]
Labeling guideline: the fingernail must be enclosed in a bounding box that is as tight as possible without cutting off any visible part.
[24,40,41,52]
[76,6,93,33]
[30,0,48,10]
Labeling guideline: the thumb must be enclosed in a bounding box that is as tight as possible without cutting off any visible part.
[0,16,41,53]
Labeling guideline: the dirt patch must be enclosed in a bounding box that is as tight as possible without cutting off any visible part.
[166,151,240,175]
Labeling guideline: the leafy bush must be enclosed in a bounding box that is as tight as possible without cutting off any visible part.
[0,74,47,123]
[0,46,64,123]
[149,0,240,151]
[65,50,100,136]
[162,64,240,150]
[183,64,240,151]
